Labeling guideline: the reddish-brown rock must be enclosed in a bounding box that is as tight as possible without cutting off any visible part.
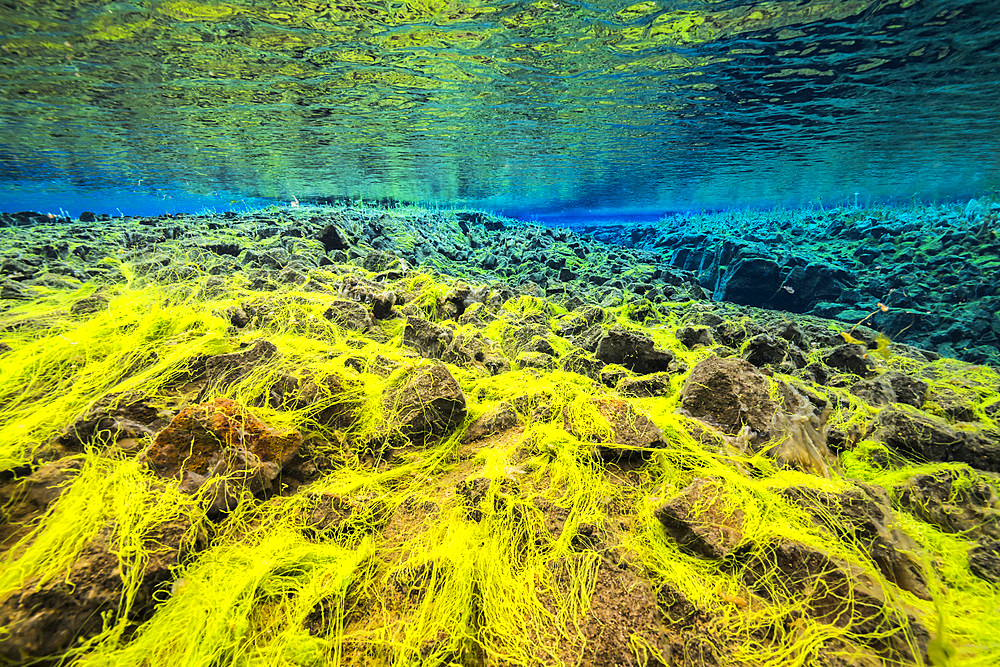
[145,397,301,480]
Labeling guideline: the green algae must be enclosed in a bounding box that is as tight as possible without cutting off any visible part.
[2,256,1000,666]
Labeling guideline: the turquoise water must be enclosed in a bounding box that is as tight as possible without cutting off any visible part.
[2,0,999,215]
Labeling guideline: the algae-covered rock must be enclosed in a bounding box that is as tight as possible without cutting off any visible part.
[199,339,279,397]
[443,331,508,376]
[655,478,745,559]
[675,325,714,349]
[742,332,806,370]
[0,520,189,662]
[384,363,466,445]
[680,355,777,443]
[402,315,453,359]
[894,469,1000,541]
[824,343,876,378]
[296,371,359,429]
[564,396,667,460]
[871,405,1000,471]
[323,298,375,332]
[60,392,164,449]
[969,539,1000,583]
[617,371,671,398]
[740,538,929,663]
[144,397,300,486]
[781,484,929,598]
[464,402,519,442]
[595,327,675,374]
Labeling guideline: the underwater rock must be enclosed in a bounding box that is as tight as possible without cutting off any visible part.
[296,372,359,429]
[559,348,605,381]
[675,325,714,349]
[871,405,1000,472]
[69,292,108,315]
[741,332,806,371]
[711,318,765,350]
[718,256,784,306]
[739,538,929,663]
[680,356,777,444]
[199,339,279,398]
[553,305,606,338]
[969,540,1000,583]
[851,371,928,408]
[144,397,300,485]
[0,519,189,662]
[363,249,404,273]
[767,381,835,476]
[655,478,745,559]
[925,382,981,423]
[464,402,519,442]
[515,350,557,371]
[0,458,84,548]
[616,372,672,398]
[564,396,667,461]
[403,316,453,359]
[339,274,396,319]
[185,447,281,515]
[655,582,705,627]
[60,392,164,450]
[323,298,375,332]
[574,552,669,666]
[824,343,876,378]
[570,323,605,353]
[442,331,509,376]
[384,363,466,445]
[781,484,929,599]
[894,469,1000,541]
[595,327,675,374]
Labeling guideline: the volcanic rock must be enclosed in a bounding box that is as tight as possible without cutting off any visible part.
[384,363,466,445]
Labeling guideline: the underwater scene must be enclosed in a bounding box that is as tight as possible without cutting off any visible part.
[2,1,1000,665]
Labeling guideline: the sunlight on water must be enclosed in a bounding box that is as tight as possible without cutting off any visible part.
[1,0,999,213]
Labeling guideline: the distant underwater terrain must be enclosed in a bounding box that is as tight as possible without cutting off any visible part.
[0,202,999,666]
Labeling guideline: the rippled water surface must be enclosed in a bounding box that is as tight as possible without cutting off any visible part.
[2,0,999,213]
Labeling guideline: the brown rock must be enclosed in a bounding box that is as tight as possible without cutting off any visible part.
[894,469,1000,541]
[564,397,667,461]
[0,519,189,662]
[402,316,453,359]
[870,405,1000,471]
[384,363,466,445]
[741,538,928,663]
[145,397,301,480]
[464,403,519,442]
[782,484,929,599]
[200,339,278,398]
[296,372,359,429]
[595,327,675,374]
[655,478,745,559]
[680,356,778,444]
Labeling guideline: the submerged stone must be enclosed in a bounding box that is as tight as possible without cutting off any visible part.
[595,327,675,374]
[564,396,667,461]
[384,363,466,445]
[871,405,1000,472]
[680,355,777,443]
[894,469,1000,541]
[655,478,745,559]
[144,398,300,513]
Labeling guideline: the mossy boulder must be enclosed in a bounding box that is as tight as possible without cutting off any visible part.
[384,363,466,445]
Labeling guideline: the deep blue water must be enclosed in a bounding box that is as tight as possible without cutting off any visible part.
[2,0,1000,217]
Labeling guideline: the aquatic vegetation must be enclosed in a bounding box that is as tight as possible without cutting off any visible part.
[1,205,999,665]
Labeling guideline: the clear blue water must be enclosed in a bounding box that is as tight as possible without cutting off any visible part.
[2,0,999,216]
